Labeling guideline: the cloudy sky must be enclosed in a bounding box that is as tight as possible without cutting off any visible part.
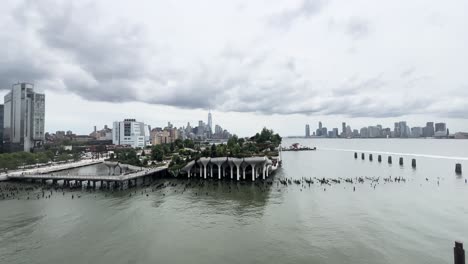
[1,0,467,136]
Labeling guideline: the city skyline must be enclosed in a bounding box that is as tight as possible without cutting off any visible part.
[1,1,468,137]
[302,120,458,138]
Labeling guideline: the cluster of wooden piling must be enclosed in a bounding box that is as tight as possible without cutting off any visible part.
[354,152,417,168]
[354,152,463,173]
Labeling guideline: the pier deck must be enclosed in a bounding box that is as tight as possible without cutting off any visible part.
[7,166,168,183]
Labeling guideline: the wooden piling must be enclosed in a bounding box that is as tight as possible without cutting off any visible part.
[412,159,416,168]
[354,152,358,159]
[399,157,404,166]
[454,241,465,264]
[388,156,392,164]
[456,164,462,174]
[378,155,382,162]
[369,154,373,161]
[361,153,365,160]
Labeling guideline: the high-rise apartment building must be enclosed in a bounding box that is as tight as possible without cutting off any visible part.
[434,123,447,137]
[3,83,45,152]
[424,122,435,137]
[399,121,408,138]
[305,124,310,138]
[0,105,3,152]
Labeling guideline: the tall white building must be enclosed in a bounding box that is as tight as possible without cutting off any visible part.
[3,83,45,152]
[112,119,149,148]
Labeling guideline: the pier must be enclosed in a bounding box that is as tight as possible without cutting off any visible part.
[180,156,279,181]
[7,166,168,188]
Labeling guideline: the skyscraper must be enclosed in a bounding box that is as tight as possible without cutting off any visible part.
[394,122,400,138]
[399,121,408,138]
[425,122,435,137]
[0,105,3,152]
[434,123,447,137]
[305,124,310,138]
[207,110,212,133]
[3,83,45,152]
[342,122,346,137]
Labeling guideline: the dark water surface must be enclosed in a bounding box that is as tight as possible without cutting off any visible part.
[1,139,467,264]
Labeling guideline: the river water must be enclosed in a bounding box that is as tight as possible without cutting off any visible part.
[1,139,467,264]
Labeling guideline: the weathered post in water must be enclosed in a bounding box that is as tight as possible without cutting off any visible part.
[354,152,358,159]
[456,164,462,174]
[399,157,404,166]
[388,156,392,164]
[454,241,465,264]
[378,155,382,162]
[412,159,416,168]
[361,153,365,160]
[369,154,373,161]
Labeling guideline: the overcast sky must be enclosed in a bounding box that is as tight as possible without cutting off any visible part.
[1,0,467,136]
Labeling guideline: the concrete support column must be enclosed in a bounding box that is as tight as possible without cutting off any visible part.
[236,166,240,181]
[218,166,221,180]
[188,168,191,178]
[252,165,256,181]
[210,165,213,178]
[230,166,234,180]
[242,168,246,180]
[262,165,266,180]
[199,167,203,178]
[203,165,207,179]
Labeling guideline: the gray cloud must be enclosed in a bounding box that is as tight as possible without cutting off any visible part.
[345,18,371,40]
[0,0,467,121]
[268,0,328,29]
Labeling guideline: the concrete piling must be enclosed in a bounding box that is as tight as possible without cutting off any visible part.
[456,164,462,174]
[399,157,404,166]
[454,241,465,264]
[388,156,392,164]
[412,159,416,168]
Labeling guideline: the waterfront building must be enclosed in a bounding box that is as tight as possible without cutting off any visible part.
[332,128,339,138]
[382,128,392,138]
[424,122,435,137]
[411,127,423,138]
[346,126,352,138]
[112,119,148,148]
[0,105,3,152]
[434,123,447,137]
[368,126,380,138]
[394,122,400,137]
[321,127,328,138]
[352,129,359,138]
[305,124,310,138]
[3,83,45,152]
[360,127,369,138]
[398,121,408,138]
[341,122,346,137]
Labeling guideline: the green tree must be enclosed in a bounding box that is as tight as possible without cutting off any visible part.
[151,145,164,162]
